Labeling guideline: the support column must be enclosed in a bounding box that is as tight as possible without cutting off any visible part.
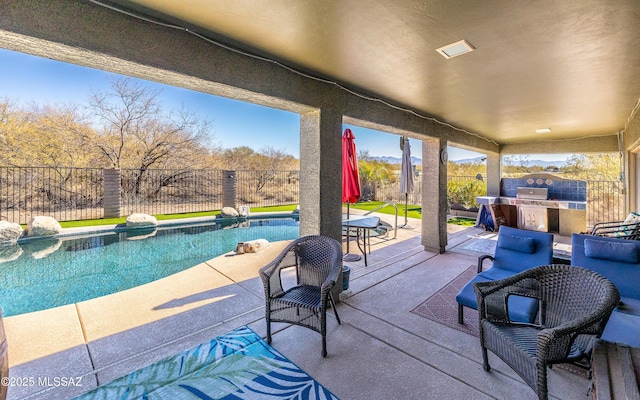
[486,152,501,196]
[103,168,121,218]
[222,170,237,209]
[421,138,448,253]
[299,109,343,242]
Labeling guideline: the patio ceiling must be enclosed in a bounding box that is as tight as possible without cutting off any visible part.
[104,0,640,146]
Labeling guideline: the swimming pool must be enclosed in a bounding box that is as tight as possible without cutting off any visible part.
[0,217,299,317]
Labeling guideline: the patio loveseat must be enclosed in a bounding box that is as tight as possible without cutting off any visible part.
[571,233,640,347]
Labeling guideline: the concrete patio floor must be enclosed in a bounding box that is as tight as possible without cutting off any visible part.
[2,214,586,400]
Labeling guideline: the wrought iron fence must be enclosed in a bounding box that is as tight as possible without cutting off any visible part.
[374,176,422,205]
[0,166,627,229]
[235,170,300,207]
[120,168,224,216]
[587,180,625,226]
[0,166,103,225]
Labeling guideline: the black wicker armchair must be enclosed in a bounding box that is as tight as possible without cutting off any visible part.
[259,235,343,357]
[474,264,620,400]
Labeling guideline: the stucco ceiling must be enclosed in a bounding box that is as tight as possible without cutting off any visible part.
[106,0,640,145]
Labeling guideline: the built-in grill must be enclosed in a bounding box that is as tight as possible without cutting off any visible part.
[475,174,588,235]
[516,187,548,200]
[516,187,549,232]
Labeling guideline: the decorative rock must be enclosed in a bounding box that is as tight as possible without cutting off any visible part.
[26,216,62,237]
[238,205,250,217]
[292,205,300,214]
[220,207,239,218]
[0,221,23,242]
[126,213,158,228]
[243,239,270,253]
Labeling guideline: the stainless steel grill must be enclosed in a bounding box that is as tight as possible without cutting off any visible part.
[516,187,549,232]
[516,187,548,200]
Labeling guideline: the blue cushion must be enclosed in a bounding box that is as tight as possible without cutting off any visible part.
[584,238,638,264]
[498,233,536,254]
[617,296,640,316]
[601,311,640,347]
[455,275,538,323]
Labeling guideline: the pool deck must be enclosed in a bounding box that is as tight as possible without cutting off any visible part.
[3,213,585,400]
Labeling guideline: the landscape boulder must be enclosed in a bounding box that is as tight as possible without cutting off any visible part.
[0,221,23,242]
[220,207,239,218]
[243,238,270,253]
[25,216,62,237]
[126,213,158,229]
[238,205,250,217]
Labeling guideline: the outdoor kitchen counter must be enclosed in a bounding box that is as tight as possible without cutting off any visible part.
[476,196,587,236]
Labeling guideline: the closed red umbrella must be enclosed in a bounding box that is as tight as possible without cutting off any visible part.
[342,128,361,261]
[342,128,361,205]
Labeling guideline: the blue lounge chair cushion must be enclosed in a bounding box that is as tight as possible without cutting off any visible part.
[584,238,638,264]
[455,273,539,323]
[600,311,640,347]
[617,297,640,316]
[498,233,536,254]
[572,234,640,300]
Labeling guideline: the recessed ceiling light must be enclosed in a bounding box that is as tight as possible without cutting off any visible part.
[436,39,475,59]
[536,128,551,134]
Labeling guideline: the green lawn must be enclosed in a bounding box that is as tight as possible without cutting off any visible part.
[55,205,298,229]
[49,203,474,229]
[348,201,477,226]
[348,201,422,219]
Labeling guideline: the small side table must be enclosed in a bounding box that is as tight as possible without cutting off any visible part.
[342,216,380,266]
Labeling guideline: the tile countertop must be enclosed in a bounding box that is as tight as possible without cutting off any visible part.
[476,196,586,210]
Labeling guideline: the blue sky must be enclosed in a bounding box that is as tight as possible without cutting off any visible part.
[0,48,568,162]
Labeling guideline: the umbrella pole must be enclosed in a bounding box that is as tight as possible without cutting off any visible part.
[404,193,408,225]
[400,193,415,229]
[346,203,350,253]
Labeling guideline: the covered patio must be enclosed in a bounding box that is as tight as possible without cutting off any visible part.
[1,1,639,399]
[3,1,639,255]
[4,215,586,400]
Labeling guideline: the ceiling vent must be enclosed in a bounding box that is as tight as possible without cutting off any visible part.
[436,39,475,59]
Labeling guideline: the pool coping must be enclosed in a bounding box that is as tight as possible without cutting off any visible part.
[16,211,299,242]
[3,238,292,399]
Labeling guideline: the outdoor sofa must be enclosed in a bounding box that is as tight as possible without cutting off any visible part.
[571,233,640,347]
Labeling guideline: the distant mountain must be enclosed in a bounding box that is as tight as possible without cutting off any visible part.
[369,156,422,164]
[371,155,566,168]
[455,156,566,168]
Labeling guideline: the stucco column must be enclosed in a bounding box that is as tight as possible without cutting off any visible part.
[486,152,501,196]
[421,138,448,253]
[103,168,121,218]
[299,109,343,242]
[222,170,237,209]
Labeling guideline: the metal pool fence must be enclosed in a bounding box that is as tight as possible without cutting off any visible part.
[0,166,626,228]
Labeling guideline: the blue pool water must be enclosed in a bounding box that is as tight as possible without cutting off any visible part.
[0,217,299,317]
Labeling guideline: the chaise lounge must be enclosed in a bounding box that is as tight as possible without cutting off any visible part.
[571,233,640,347]
[456,226,554,324]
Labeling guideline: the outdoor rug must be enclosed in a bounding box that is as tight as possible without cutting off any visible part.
[74,326,338,400]
[411,265,479,337]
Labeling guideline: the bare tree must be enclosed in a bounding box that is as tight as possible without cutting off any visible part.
[87,77,213,170]
[87,77,214,195]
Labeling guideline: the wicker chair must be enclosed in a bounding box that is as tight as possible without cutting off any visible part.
[474,264,620,400]
[259,235,343,357]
